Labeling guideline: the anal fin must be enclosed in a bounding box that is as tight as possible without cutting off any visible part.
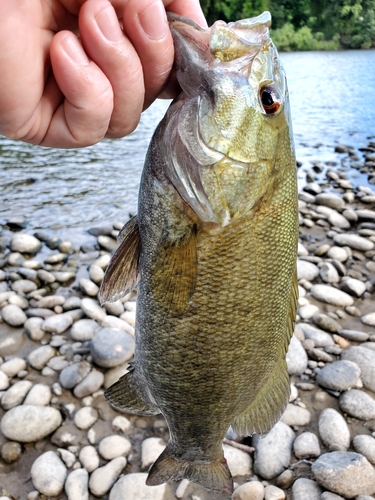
[104,369,159,416]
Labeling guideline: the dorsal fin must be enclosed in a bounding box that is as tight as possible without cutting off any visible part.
[99,217,141,304]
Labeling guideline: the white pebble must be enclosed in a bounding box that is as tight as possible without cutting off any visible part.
[99,435,132,460]
[74,407,99,430]
[31,451,67,496]
[88,457,126,496]
[79,446,100,473]
[65,468,89,500]
[141,437,166,470]
[23,384,52,406]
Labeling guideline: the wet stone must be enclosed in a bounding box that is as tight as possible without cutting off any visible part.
[315,193,345,211]
[339,389,375,421]
[79,445,100,473]
[361,312,375,326]
[23,384,52,406]
[103,300,124,317]
[299,323,334,347]
[327,246,348,262]
[340,329,369,342]
[320,262,340,283]
[81,298,106,322]
[316,360,361,392]
[89,265,104,286]
[297,260,320,281]
[1,304,27,327]
[24,317,45,341]
[36,269,56,283]
[79,278,99,297]
[63,296,82,311]
[11,279,38,293]
[0,357,26,378]
[223,443,252,477]
[352,435,375,465]
[0,371,9,391]
[97,235,117,252]
[31,451,67,497]
[319,408,350,451]
[36,295,65,309]
[90,328,135,368]
[74,407,99,430]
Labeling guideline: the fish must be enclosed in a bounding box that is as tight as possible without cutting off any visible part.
[99,10,298,494]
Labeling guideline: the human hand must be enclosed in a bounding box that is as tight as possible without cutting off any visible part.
[0,0,206,148]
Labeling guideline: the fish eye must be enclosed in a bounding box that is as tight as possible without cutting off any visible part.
[259,86,282,115]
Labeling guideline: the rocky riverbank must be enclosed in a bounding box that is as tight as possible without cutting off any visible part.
[1,141,375,500]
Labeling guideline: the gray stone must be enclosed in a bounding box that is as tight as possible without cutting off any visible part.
[100,315,135,335]
[88,457,126,496]
[8,293,28,309]
[311,451,375,498]
[31,451,67,496]
[339,389,375,420]
[42,314,73,334]
[1,304,27,327]
[341,278,367,297]
[1,405,62,442]
[73,370,104,398]
[48,356,69,371]
[0,357,26,378]
[1,380,33,410]
[232,481,264,500]
[315,193,345,211]
[298,304,319,319]
[140,437,166,471]
[340,330,369,342]
[97,235,117,252]
[292,478,322,500]
[0,370,9,391]
[79,445,100,473]
[81,298,106,322]
[280,404,311,426]
[321,493,345,500]
[264,484,285,500]
[74,407,99,430]
[353,435,375,465]
[63,296,82,311]
[99,435,132,461]
[312,313,342,333]
[44,252,68,264]
[297,260,319,281]
[327,246,348,262]
[91,328,135,368]
[79,278,99,297]
[37,269,56,283]
[253,421,295,479]
[223,443,252,477]
[11,279,37,293]
[320,262,340,283]
[316,206,350,229]
[293,432,320,459]
[311,284,354,306]
[104,300,124,317]
[356,209,375,220]
[109,472,175,500]
[286,335,308,375]
[36,295,65,309]
[24,317,45,341]
[341,346,375,393]
[11,234,41,254]
[89,265,104,286]
[59,362,92,389]
[65,469,89,500]
[71,319,99,342]
[28,345,56,370]
[334,233,374,251]
[316,360,361,391]
[23,384,52,406]
[53,271,75,282]
[319,408,350,451]
[298,323,334,347]
[58,448,76,468]
[361,313,375,327]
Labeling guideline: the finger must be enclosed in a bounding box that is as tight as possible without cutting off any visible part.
[163,0,207,27]
[79,0,145,137]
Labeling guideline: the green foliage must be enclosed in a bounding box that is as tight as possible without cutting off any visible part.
[270,23,340,51]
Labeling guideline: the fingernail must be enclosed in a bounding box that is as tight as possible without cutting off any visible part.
[139,1,167,40]
[96,6,123,43]
[61,36,89,65]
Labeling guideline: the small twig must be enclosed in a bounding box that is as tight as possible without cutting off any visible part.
[223,438,254,454]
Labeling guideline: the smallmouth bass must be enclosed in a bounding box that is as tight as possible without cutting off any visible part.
[100,11,298,494]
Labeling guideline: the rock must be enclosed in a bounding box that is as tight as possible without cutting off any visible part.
[286,335,308,375]
[48,356,69,371]
[44,252,68,264]
[297,260,319,281]
[311,451,375,498]
[71,319,98,341]
[59,361,92,389]
[88,456,126,496]
[292,478,322,500]
[11,279,37,293]
[79,445,100,472]
[24,317,45,341]
[79,278,99,297]
[327,246,348,262]
[340,330,369,342]
[37,269,56,283]
[253,421,295,479]
[141,437,166,470]
[0,370,9,391]
[89,265,104,285]
[63,296,82,311]
[8,293,28,309]
[1,380,33,410]
[104,300,124,317]
[232,481,265,500]
[28,345,55,370]
[318,408,350,451]
[1,405,62,442]
[280,404,311,426]
[97,235,117,252]
[65,469,89,500]
[1,304,27,327]
[321,493,345,500]
[109,472,175,500]
[42,314,73,334]
[356,209,375,220]
[316,205,350,229]
[316,360,361,392]
[361,313,375,326]
[334,233,374,251]
[320,262,340,283]
[74,407,99,430]
[91,328,135,368]
[298,323,334,347]
[53,271,76,282]
[81,298,107,322]
[298,304,319,319]
[341,346,375,393]
[312,313,342,333]
[36,295,65,309]
[264,484,285,500]
[31,451,67,496]
[51,424,83,447]
[112,415,132,434]
[101,315,135,335]
[11,234,41,254]
[341,278,367,297]
[311,284,354,306]
[58,448,76,468]
[293,432,320,459]
[73,370,104,398]
[223,443,252,477]
[353,435,375,465]
[339,389,375,420]
[0,357,26,378]
[1,441,22,463]
[23,384,52,406]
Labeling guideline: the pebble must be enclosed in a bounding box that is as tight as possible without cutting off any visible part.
[280,403,311,426]
[341,278,367,297]
[65,468,89,500]
[316,205,350,229]
[73,370,104,398]
[141,437,166,470]
[109,472,175,500]
[223,443,252,477]
[8,293,28,309]
[79,278,99,297]
[0,357,26,377]
[286,335,308,375]
[361,312,375,326]
[352,435,375,465]
[298,304,319,319]
[312,313,342,333]
[232,481,265,500]
[101,315,135,335]
[334,233,374,251]
[90,328,135,367]
[104,300,124,317]
[327,246,348,262]
[0,370,9,391]
[31,451,67,496]
[81,298,107,322]
[339,329,369,342]
[1,405,62,442]
[310,284,354,306]
[24,317,45,341]
[79,445,100,472]
[36,295,65,309]
[316,360,361,391]
[1,441,22,463]
[1,380,33,410]
[320,262,340,283]
[71,319,99,341]
[297,260,319,281]
[48,356,69,371]
[63,296,82,311]
[42,313,73,334]
[341,346,375,392]
[37,269,56,283]
[59,361,92,389]
[23,384,52,406]
[74,407,99,430]
[11,279,37,293]
[28,345,56,370]
[112,415,132,433]
[58,448,76,468]
[89,265,104,285]
[11,234,42,254]
[293,431,321,459]
[88,456,126,496]
[264,485,285,500]
[339,389,375,420]
[311,451,375,498]
[252,421,295,479]
[292,478,322,500]
[98,434,131,462]
[1,304,27,327]
[318,408,350,451]
[299,323,334,347]
[321,493,345,500]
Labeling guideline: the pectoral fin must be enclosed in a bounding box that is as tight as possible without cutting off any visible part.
[99,217,141,304]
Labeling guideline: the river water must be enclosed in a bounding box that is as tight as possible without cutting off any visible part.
[0,50,374,244]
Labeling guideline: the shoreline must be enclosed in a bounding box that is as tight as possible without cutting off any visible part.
[1,141,375,498]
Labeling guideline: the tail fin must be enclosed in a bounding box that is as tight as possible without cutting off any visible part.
[146,446,233,493]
